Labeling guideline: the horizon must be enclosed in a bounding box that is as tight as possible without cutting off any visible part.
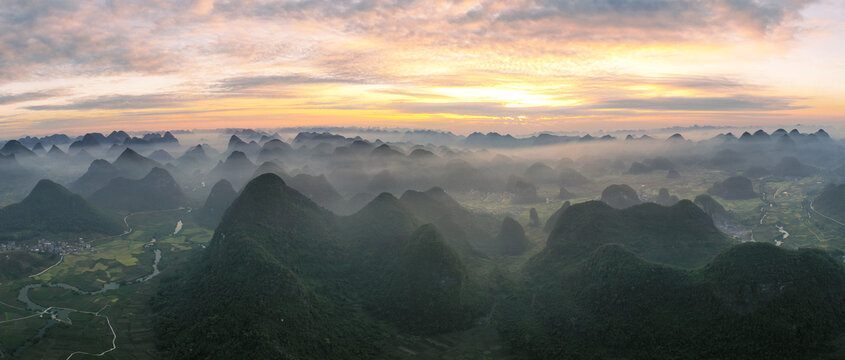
[3,123,842,143]
[1,1,844,137]
[5,2,845,358]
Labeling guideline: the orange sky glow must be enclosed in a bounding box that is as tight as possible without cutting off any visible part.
[1,0,843,137]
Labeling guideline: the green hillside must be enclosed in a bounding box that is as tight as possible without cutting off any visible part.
[0,179,124,237]
[496,217,529,256]
[543,200,570,233]
[399,187,499,256]
[88,167,189,213]
[195,179,238,229]
[600,184,641,209]
[0,251,59,281]
[153,174,380,359]
[499,242,845,359]
[375,224,479,334]
[537,200,732,269]
[153,174,490,359]
[814,183,845,220]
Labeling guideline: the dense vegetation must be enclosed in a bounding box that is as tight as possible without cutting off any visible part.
[376,224,478,334]
[88,167,189,213]
[543,200,570,233]
[708,175,757,200]
[814,183,845,219]
[399,187,499,257]
[495,217,529,256]
[195,179,238,229]
[5,127,845,359]
[0,251,58,280]
[67,148,162,196]
[153,174,485,359]
[499,237,845,359]
[600,184,641,209]
[0,179,123,238]
[537,200,732,269]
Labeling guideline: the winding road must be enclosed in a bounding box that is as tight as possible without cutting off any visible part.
[809,198,845,228]
[63,306,117,360]
[14,207,186,358]
[29,255,64,278]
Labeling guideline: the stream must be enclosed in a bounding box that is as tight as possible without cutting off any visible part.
[173,220,183,235]
[775,225,789,247]
[18,249,161,311]
[10,247,163,356]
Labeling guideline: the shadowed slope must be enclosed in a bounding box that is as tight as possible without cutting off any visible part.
[0,179,123,236]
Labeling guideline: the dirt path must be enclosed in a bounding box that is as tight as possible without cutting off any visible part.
[29,255,63,278]
[63,306,117,360]
[19,207,185,358]
[810,198,845,228]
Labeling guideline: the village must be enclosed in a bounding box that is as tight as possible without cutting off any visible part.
[0,238,94,256]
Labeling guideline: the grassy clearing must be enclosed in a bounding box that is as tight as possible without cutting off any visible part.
[0,315,48,355]
[22,312,113,359]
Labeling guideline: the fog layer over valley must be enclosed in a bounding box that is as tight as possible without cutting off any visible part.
[2,127,845,359]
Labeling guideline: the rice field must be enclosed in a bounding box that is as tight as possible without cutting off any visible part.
[0,209,213,359]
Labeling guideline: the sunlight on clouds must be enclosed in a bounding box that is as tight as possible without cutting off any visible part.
[0,0,841,136]
[431,86,577,108]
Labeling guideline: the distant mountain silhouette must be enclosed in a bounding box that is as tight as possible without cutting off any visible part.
[286,174,343,209]
[196,179,238,229]
[496,217,529,256]
[708,176,757,200]
[251,161,288,180]
[88,167,188,212]
[177,144,213,171]
[148,149,175,163]
[771,156,816,178]
[69,133,106,151]
[68,148,161,196]
[654,188,680,206]
[399,187,497,256]
[0,140,36,158]
[507,176,542,204]
[600,184,641,209]
[112,148,161,178]
[256,139,293,162]
[207,151,257,189]
[46,145,66,159]
[544,200,570,233]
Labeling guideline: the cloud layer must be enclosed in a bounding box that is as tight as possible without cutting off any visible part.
[0,0,838,136]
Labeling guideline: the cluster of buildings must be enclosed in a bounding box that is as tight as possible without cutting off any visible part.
[0,239,93,255]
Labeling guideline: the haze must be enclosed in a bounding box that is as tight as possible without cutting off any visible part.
[3,1,845,359]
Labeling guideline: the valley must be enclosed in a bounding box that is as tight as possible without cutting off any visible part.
[0,208,211,359]
[1,128,845,359]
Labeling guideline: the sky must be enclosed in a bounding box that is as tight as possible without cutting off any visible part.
[0,0,843,137]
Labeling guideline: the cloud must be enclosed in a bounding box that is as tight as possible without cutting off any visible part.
[215,74,363,92]
[0,0,201,80]
[0,0,818,82]
[0,89,65,105]
[0,0,832,137]
[484,0,816,41]
[391,94,802,117]
[596,96,803,111]
[26,94,186,110]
